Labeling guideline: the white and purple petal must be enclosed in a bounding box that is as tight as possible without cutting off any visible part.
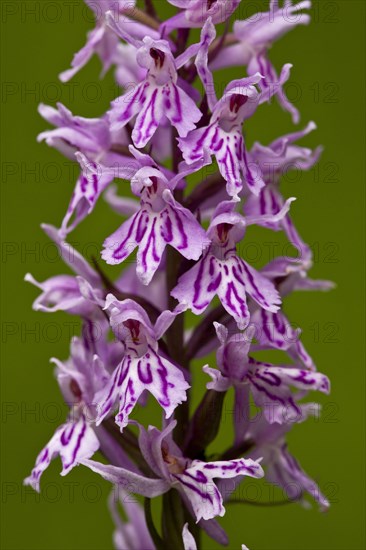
[248,360,330,423]
[24,416,99,492]
[95,349,189,430]
[175,458,263,522]
[103,190,207,285]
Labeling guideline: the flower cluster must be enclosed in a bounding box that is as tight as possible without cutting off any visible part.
[25,1,333,548]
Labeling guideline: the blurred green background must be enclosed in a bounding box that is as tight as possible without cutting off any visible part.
[1,1,365,549]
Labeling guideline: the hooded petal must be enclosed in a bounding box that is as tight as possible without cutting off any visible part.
[203,365,231,392]
[137,420,180,480]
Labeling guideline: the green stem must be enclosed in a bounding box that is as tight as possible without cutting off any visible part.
[144,0,159,20]
[109,144,134,157]
[184,390,226,459]
[162,491,185,550]
[184,509,201,550]
[166,247,189,447]
[184,172,225,212]
[144,498,165,550]
[121,6,160,31]
[185,304,228,361]
[208,17,231,64]
[166,132,190,448]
